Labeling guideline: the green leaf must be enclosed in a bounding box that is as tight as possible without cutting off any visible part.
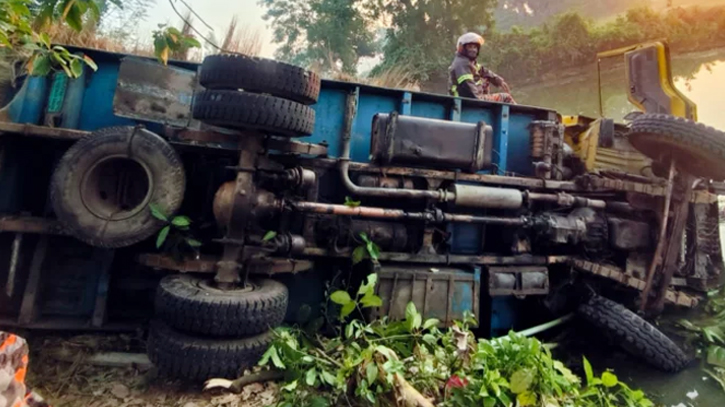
[341,301,356,318]
[422,334,437,345]
[405,302,421,331]
[185,238,202,247]
[554,360,580,384]
[156,226,170,249]
[305,368,316,386]
[270,346,285,369]
[601,371,618,388]
[423,318,440,330]
[366,240,380,261]
[172,216,191,227]
[510,369,534,394]
[359,232,370,243]
[330,290,352,305]
[360,294,383,308]
[31,55,52,76]
[321,370,337,386]
[583,356,594,387]
[150,203,169,222]
[262,230,277,242]
[280,379,297,392]
[366,363,378,384]
[517,391,537,406]
[259,345,275,366]
[352,246,367,265]
[82,55,98,71]
[65,3,83,31]
[69,58,82,78]
[308,397,329,407]
[344,196,361,207]
[357,273,378,296]
[707,345,725,368]
[184,36,201,48]
[39,33,51,48]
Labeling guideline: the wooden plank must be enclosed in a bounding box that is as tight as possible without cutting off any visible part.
[91,249,116,328]
[0,122,88,140]
[0,216,68,235]
[18,236,48,325]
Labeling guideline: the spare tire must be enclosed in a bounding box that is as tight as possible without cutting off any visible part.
[629,113,725,180]
[50,127,185,248]
[199,54,321,105]
[578,295,691,372]
[147,320,273,381]
[155,274,288,337]
[193,90,315,137]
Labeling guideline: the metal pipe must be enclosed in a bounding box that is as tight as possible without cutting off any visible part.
[289,201,527,226]
[338,88,453,202]
[508,314,574,338]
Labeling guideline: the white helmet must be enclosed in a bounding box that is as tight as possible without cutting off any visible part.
[457,32,485,53]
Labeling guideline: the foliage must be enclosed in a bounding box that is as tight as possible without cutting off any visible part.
[0,0,106,78]
[149,203,202,257]
[351,232,380,266]
[152,23,200,65]
[329,273,383,319]
[343,196,360,208]
[260,0,376,75]
[259,277,653,407]
[676,288,725,391]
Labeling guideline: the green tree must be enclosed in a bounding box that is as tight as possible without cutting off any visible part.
[369,0,498,85]
[260,0,375,75]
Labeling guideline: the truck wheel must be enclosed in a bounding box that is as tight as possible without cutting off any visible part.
[155,274,288,337]
[147,320,273,381]
[629,113,725,180]
[50,127,185,248]
[199,54,320,105]
[192,90,315,137]
[577,295,690,372]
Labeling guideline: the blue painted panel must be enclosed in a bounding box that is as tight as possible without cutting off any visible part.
[410,99,447,120]
[350,92,397,163]
[507,113,537,176]
[308,88,347,157]
[78,61,135,131]
[490,296,520,336]
[448,223,484,254]
[451,267,481,315]
[7,76,48,124]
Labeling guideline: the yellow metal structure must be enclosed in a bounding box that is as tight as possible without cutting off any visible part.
[564,41,697,175]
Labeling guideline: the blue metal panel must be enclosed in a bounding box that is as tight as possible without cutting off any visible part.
[507,112,537,176]
[495,105,510,174]
[451,267,481,315]
[449,99,462,121]
[410,99,447,120]
[7,76,48,125]
[401,92,412,115]
[350,91,397,163]
[448,223,484,254]
[308,87,348,157]
[78,61,135,131]
[490,296,520,336]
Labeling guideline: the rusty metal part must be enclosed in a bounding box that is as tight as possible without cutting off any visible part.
[289,201,527,226]
[213,181,281,229]
[6,233,23,297]
[302,246,570,266]
[357,175,415,190]
[608,218,651,251]
[0,122,88,140]
[370,112,493,172]
[137,253,313,274]
[259,167,317,192]
[529,121,565,180]
[526,192,607,209]
[216,136,264,285]
[338,89,452,202]
[0,216,68,235]
[648,174,695,314]
[488,266,549,296]
[570,259,699,308]
[450,184,523,209]
[316,220,410,251]
[257,233,306,256]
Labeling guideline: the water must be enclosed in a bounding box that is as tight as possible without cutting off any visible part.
[515,48,725,131]
[515,48,725,405]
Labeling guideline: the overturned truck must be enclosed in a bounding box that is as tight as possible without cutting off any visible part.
[0,42,722,380]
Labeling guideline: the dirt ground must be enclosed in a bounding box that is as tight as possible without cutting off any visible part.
[22,332,279,407]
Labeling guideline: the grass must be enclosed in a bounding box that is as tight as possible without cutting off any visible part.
[220,16,263,57]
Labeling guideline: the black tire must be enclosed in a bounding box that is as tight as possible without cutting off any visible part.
[50,127,185,248]
[629,113,725,180]
[192,90,315,137]
[147,320,273,381]
[199,54,321,105]
[577,295,690,372]
[155,274,288,337]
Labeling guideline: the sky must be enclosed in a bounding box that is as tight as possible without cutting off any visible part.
[138,0,276,57]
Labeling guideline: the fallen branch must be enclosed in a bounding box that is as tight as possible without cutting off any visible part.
[393,373,435,407]
[204,370,284,394]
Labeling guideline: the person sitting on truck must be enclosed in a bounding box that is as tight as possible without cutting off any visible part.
[448,32,516,104]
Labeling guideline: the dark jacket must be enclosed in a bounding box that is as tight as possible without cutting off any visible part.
[448,53,503,99]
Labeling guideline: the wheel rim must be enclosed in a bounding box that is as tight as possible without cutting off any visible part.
[196,278,257,294]
[80,155,153,221]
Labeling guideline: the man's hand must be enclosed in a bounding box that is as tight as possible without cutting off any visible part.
[500,81,511,94]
